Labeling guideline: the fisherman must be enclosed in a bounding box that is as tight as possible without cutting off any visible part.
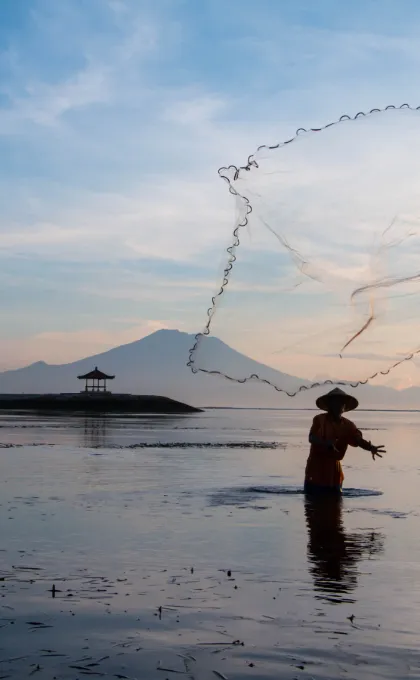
[304,388,385,494]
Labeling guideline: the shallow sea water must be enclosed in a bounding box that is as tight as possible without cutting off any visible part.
[0,408,419,679]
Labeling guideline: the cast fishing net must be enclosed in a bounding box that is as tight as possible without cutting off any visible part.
[188,105,420,396]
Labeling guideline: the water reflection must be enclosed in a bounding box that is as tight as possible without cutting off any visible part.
[82,417,109,448]
[304,494,385,603]
[78,414,197,449]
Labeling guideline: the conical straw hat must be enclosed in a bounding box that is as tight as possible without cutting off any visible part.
[315,387,359,412]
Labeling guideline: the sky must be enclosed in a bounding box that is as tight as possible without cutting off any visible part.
[2,0,420,385]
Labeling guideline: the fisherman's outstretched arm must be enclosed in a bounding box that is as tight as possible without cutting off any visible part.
[355,435,386,460]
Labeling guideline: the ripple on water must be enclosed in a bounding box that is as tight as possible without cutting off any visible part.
[209,485,383,507]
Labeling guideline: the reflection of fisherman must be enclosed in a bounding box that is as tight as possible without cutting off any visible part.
[304,388,386,494]
[304,494,384,600]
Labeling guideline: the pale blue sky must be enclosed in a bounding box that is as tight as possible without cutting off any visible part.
[1,0,420,370]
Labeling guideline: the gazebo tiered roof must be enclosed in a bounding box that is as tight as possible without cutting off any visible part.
[78,367,115,381]
[78,366,115,393]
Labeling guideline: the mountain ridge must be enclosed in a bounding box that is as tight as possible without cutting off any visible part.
[0,329,416,409]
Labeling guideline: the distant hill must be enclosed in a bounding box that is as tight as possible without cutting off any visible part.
[0,329,417,409]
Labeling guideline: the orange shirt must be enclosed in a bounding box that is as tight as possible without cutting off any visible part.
[305,413,362,488]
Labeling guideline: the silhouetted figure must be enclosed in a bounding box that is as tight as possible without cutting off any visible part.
[304,493,384,602]
[305,387,385,494]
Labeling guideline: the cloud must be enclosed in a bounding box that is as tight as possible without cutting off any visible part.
[162,95,227,126]
[11,65,111,127]
[0,176,235,263]
[0,0,161,135]
[0,223,85,248]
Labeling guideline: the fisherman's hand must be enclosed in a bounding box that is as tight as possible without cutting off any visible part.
[370,444,386,460]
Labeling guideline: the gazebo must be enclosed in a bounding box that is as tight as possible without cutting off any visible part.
[77,367,115,394]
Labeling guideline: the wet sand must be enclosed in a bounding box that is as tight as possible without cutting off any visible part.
[1,409,420,678]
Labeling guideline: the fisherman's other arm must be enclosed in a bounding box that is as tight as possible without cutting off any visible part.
[355,434,386,460]
[308,418,341,457]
